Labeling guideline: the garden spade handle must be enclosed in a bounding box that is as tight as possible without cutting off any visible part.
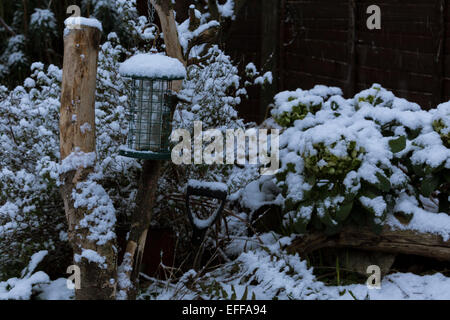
[185,183,227,245]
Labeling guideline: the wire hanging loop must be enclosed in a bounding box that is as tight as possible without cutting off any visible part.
[148,23,160,51]
[146,0,160,50]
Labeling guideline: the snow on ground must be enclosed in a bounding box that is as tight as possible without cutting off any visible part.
[327,272,450,300]
[140,246,450,301]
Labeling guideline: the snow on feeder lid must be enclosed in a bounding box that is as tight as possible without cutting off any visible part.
[118,53,186,160]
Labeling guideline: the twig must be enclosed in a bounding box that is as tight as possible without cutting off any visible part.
[0,17,16,36]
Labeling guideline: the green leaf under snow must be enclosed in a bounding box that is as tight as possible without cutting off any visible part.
[336,201,353,222]
[420,176,440,197]
[375,172,391,193]
[389,135,406,153]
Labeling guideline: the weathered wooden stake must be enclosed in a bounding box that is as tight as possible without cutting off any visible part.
[60,23,117,300]
[121,0,185,300]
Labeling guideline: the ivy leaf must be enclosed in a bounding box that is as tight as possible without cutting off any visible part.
[375,172,391,193]
[444,170,450,183]
[394,211,413,225]
[293,218,308,234]
[389,136,406,153]
[336,201,353,222]
[320,211,337,228]
[420,176,440,197]
[241,286,248,300]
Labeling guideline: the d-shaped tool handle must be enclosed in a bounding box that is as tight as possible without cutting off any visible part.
[185,182,227,245]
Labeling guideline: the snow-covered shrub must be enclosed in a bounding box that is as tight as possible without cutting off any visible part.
[0,32,140,280]
[0,35,28,81]
[432,103,450,148]
[271,86,342,127]
[0,62,67,279]
[176,45,246,130]
[0,250,72,300]
[139,234,330,300]
[405,102,450,213]
[246,84,449,236]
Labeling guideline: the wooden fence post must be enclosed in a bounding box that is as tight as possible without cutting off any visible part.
[60,21,117,300]
[261,0,279,121]
[119,0,185,300]
[433,0,446,108]
[346,0,357,98]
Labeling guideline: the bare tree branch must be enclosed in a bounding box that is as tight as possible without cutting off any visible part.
[0,16,16,36]
[207,0,220,21]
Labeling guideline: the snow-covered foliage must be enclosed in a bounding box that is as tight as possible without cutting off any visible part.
[238,84,449,236]
[0,0,154,86]
[176,45,247,130]
[0,35,27,80]
[30,9,57,34]
[139,234,450,300]
[0,29,140,279]
[0,250,72,300]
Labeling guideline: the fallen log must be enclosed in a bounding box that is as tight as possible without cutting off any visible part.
[287,226,450,261]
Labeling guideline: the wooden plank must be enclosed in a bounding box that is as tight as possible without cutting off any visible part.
[285,70,348,92]
[288,225,450,262]
[357,66,434,93]
[286,53,349,79]
[356,32,435,53]
[287,39,348,63]
[357,45,434,75]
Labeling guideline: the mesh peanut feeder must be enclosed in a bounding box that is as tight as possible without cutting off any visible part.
[118,53,186,160]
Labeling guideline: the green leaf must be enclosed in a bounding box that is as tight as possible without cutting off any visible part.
[394,211,413,225]
[375,172,391,193]
[336,201,353,222]
[412,163,425,176]
[444,170,450,183]
[421,176,440,197]
[389,136,406,153]
[231,285,237,300]
[293,218,308,234]
[241,286,248,300]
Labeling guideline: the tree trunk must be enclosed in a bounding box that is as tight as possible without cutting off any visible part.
[151,0,186,91]
[288,226,450,261]
[60,25,117,300]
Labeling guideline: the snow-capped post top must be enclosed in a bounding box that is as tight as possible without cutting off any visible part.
[119,53,186,80]
[64,17,103,33]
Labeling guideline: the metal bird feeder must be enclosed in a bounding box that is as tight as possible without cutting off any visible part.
[118,53,186,160]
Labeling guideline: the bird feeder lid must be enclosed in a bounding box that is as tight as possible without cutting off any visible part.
[119,53,186,81]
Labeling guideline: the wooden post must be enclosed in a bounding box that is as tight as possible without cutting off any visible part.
[279,0,287,92]
[432,0,446,108]
[120,0,185,300]
[261,0,279,122]
[60,23,117,300]
[151,0,186,92]
[346,0,357,98]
